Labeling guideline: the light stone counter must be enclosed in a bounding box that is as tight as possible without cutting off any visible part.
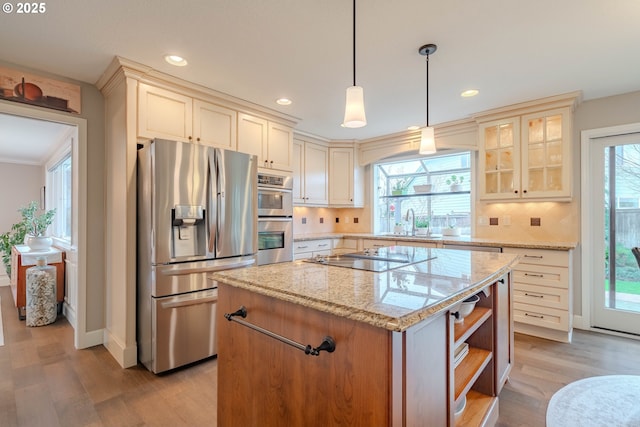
[294,232,577,251]
[211,247,519,332]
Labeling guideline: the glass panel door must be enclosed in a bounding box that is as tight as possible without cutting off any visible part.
[593,137,640,334]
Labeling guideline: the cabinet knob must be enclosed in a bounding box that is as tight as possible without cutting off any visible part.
[270,160,274,165]
[197,137,201,142]
[514,190,518,194]
[188,136,193,141]
[523,189,527,193]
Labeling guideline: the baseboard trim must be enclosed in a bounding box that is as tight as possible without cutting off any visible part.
[103,329,138,368]
[514,322,572,343]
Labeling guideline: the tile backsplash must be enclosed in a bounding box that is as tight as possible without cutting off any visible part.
[474,201,579,242]
[293,207,370,235]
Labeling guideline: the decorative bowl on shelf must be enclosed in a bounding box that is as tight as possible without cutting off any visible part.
[454,294,480,323]
[413,184,432,193]
[454,394,467,420]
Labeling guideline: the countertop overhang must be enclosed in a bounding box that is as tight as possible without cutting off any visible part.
[211,247,520,332]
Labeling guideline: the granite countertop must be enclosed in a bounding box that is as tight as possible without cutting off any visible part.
[211,247,520,332]
[293,232,578,251]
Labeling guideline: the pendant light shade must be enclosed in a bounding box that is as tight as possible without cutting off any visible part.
[343,85,367,128]
[418,43,437,154]
[419,126,436,154]
[342,0,366,128]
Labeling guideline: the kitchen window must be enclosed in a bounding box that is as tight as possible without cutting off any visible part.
[373,153,471,235]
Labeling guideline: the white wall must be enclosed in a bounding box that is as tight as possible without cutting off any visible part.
[0,162,43,235]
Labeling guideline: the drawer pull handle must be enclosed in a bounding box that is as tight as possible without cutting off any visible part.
[297,246,309,249]
[225,306,336,357]
[524,293,544,298]
[373,244,385,247]
[524,313,544,319]
[317,244,328,247]
[524,273,544,278]
[524,255,543,259]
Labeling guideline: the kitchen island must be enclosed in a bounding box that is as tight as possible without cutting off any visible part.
[211,247,519,426]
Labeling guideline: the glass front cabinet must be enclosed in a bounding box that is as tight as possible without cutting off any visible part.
[478,107,572,201]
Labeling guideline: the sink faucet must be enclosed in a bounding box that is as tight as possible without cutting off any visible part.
[405,208,416,236]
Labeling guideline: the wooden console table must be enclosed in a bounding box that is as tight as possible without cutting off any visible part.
[10,245,65,320]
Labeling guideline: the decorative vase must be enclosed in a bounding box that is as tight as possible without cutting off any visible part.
[450,184,462,192]
[27,236,53,251]
[26,257,57,327]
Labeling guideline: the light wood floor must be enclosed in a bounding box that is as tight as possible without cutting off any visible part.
[2,284,640,427]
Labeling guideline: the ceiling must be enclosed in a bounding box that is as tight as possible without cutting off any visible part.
[0,113,72,165]
[0,0,639,152]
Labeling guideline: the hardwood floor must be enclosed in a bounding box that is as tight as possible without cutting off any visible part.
[2,283,640,426]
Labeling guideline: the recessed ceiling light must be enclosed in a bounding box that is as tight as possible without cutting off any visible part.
[164,54,188,66]
[407,125,420,131]
[276,98,292,106]
[461,89,479,98]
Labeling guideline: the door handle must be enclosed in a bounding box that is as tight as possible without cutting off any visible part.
[161,295,218,309]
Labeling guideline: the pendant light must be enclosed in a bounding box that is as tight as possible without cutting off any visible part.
[418,43,437,154]
[342,0,366,128]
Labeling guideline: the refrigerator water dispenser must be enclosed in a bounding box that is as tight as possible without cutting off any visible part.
[172,205,205,258]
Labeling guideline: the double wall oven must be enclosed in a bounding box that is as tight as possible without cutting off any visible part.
[257,172,293,265]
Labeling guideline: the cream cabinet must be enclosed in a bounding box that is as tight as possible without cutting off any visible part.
[138,83,192,142]
[329,147,364,207]
[478,108,572,201]
[361,239,395,250]
[237,113,293,171]
[293,239,332,260]
[292,139,329,205]
[502,247,572,342]
[192,99,237,149]
[138,83,237,149]
[332,238,358,255]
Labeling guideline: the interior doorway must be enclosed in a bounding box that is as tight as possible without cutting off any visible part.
[582,124,640,336]
[0,101,87,348]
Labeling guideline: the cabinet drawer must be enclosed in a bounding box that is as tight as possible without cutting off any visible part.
[503,247,569,267]
[294,239,332,254]
[333,238,358,250]
[514,283,568,310]
[512,264,568,289]
[363,239,395,249]
[514,302,569,331]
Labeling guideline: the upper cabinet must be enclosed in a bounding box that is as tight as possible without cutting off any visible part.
[329,146,364,207]
[192,100,237,150]
[292,138,329,206]
[138,83,192,142]
[138,83,237,149]
[237,113,293,172]
[478,107,572,201]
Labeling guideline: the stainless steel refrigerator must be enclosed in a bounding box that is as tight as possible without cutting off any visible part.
[137,139,257,373]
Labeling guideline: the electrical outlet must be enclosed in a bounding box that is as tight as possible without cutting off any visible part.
[336,217,339,223]
[531,217,541,226]
[301,217,307,225]
[502,215,511,226]
[477,216,489,226]
[345,216,350,223]
[489,217,499,226]
[354,217,359,224]
[320,217,324,224]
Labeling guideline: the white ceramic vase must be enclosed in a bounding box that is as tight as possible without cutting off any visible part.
[27,236,53,251]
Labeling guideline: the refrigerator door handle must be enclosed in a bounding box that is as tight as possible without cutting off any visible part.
[208,148,217,254]
[158,258,255,276]
[161,295,218,309]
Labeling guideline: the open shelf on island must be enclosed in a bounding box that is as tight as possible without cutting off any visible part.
[456,390,498,427]
[454,307,492,345]
[454,347,492,401]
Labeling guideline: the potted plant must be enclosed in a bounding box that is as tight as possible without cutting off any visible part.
[415,218,430,236]
[391,179,410,195]
[21,201,56,250]
[446,175,464,192]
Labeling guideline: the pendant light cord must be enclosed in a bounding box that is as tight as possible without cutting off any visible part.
[425,53,430,127]
[352,0,356,86]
